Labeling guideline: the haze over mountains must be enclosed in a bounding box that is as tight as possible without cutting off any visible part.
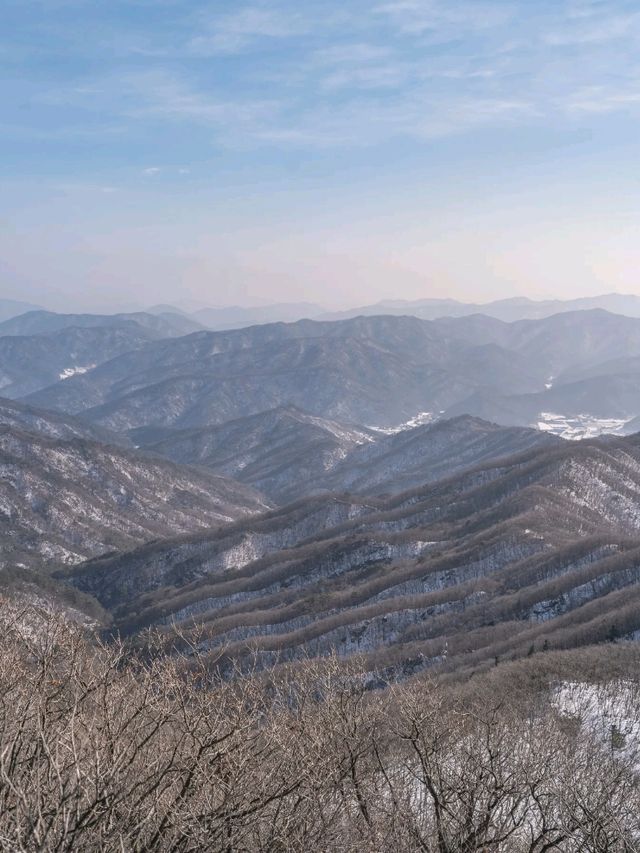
[153,292,640,328]
[17,307,640,438]
[0,298,43,323]
[7,291,640,331]
[3,293,640,676]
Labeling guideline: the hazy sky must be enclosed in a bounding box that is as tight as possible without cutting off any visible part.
[3,0,640,311]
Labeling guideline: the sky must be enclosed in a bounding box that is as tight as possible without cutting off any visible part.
[2,0,640,311]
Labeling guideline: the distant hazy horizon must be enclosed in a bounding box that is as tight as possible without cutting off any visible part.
[4,0,640,311]
[10,290,640,319]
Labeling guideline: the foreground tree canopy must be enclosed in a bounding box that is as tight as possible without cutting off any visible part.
[1,600,639,852]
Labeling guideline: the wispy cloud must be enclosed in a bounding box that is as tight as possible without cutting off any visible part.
[122,69,284,130]
[544,11,640,45]
[565,82,640,113]
[188,6,309,55]
[374,0,514,37]
[252,92,535,148]
[7,0,640,160]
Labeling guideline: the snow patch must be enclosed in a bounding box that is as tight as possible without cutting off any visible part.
[59,364,96,381]
[536,412,633,440]
[369,411,436,435]
[553,680,640,766]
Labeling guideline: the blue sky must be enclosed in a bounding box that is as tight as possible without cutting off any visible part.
[2,0,640,310]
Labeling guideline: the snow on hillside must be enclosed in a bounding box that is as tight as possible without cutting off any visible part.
[370,411,438,434]
[59,364,95,380]
[537,412,632,440]
[553,680,640,766]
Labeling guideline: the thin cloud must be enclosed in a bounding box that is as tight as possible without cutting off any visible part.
[10,0,640,157]
[545,12,640,45]
[374,0,514,37]
[189,7,309,55]
[565,83,640,113]
[123,70,284,129]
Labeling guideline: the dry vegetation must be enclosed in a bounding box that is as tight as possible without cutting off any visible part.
[2,599,640,852]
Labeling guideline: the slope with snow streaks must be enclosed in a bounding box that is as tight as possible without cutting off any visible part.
[318,415,561,496]
[0,426,270,570]
[130,405,377,502]
[61,435,640,678]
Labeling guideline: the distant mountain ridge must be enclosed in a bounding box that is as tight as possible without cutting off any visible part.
[0,310,208,398]
[0,298,43,323]
[321,293,640,323]
[0,309,204,338]
[189,302,325,330]
[0,325,158,398]
[22,310,640,435]
[143,293,640,329]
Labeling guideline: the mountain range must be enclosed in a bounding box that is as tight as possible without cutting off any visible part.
[132,410,557,502]
[61,432,640,679]
[136,292,640,329]
[321,293,640,323]
[18,309,640,436]
[3,298,640,678]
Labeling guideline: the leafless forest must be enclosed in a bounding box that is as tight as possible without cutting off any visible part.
[1,600,639,852]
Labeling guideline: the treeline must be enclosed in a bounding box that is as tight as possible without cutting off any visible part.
[1,600,640,851]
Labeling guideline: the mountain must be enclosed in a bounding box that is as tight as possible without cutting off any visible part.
[0,425,269,571]
[61,434,640,678]
[0,396,128,445]
[191,302,325,330]
[145,304,191,317]
[0,298,42,323]
[447,375,640,424]
[130,405,377,503]
[25,310,640,436]
[0,307,210,399]
[133,411,560,503]
[433,309,640,375]
[319,415,562,495]
[322,293,640,323]
[0,325,157,398]
[0,309,203,338]
[23,315,544,430]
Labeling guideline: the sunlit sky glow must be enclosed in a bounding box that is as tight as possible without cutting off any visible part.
[2,0,640,311]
